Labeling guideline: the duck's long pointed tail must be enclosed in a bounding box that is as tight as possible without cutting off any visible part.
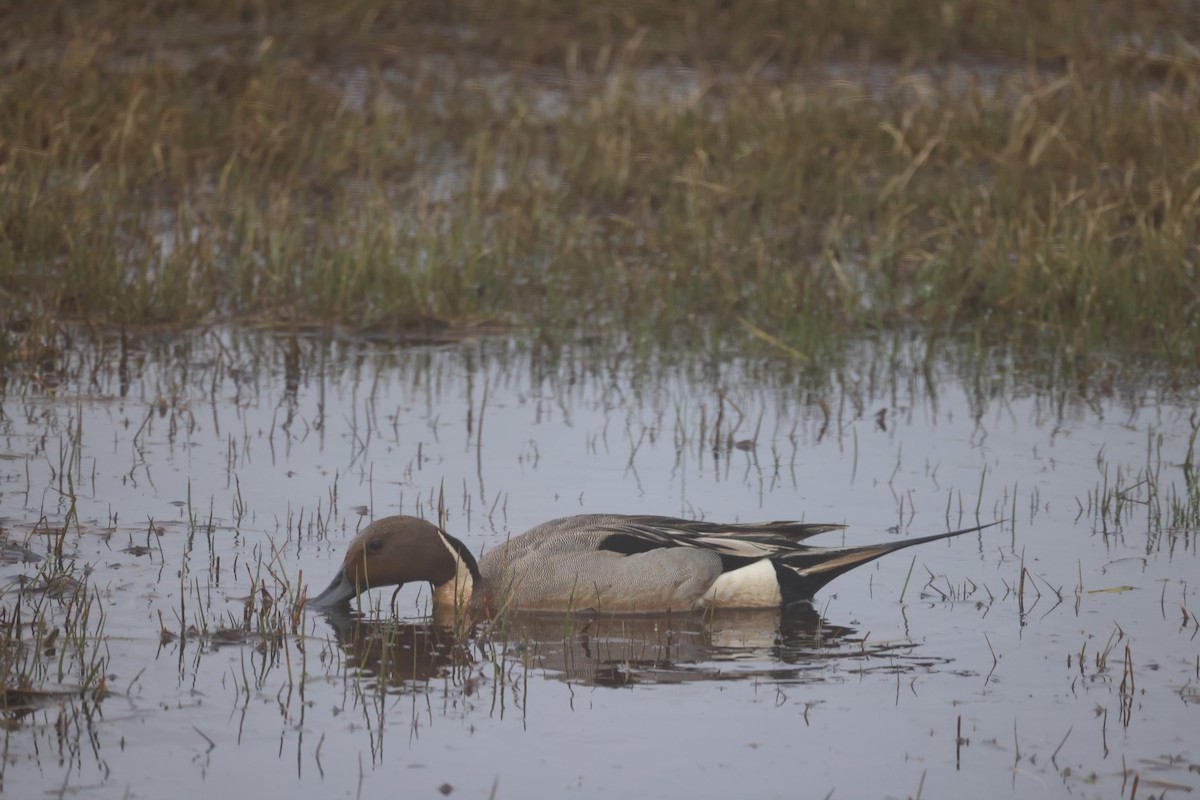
[776,521,999,601]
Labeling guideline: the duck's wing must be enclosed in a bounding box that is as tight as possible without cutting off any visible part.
[595,516,847,558]
[483,515,804,611]
[493,514,845,569]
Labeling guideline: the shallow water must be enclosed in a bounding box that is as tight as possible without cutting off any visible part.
[1,330,1197,799]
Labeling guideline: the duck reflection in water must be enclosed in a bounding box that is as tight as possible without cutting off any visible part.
[316,605,869,690]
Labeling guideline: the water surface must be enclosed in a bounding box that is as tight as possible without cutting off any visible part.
[1,330,1196,799]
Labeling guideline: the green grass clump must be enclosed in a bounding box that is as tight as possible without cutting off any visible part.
[2,0,1199,369]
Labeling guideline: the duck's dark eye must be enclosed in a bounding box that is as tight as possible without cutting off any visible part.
[367,538,384,554]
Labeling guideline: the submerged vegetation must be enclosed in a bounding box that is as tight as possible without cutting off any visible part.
[2,0,1199,370]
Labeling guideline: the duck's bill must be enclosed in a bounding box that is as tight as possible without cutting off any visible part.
[308,570,357,608]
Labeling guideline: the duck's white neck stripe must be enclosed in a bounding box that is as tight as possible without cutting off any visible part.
[432,532,475,613]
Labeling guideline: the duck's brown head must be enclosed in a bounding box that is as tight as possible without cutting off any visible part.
[308,516,479,609]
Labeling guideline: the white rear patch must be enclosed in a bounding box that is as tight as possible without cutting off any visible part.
[697,558,782,609]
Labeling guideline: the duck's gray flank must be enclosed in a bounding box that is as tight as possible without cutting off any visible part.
[310,513,995,622]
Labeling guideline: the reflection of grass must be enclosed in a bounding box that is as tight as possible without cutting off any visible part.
[3,1,1199,367]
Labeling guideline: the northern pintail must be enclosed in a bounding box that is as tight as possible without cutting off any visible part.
[309,514,991,622]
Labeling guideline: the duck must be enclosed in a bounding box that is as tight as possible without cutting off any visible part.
[308,513,992,624]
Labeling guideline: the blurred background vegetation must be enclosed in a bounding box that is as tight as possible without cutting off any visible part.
[2,1,1198,371]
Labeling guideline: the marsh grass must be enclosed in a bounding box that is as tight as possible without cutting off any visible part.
[1081,432,1200,539]
[3,1,1199,372]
